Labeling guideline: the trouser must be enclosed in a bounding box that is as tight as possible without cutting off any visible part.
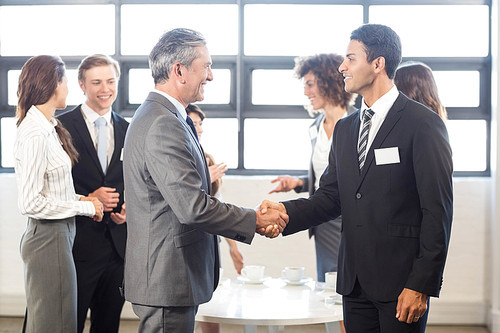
[132,303,199,333]
[343,279,428,333]
[20,217,77,333]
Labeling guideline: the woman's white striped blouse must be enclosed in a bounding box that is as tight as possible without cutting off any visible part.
[14,106,95,220]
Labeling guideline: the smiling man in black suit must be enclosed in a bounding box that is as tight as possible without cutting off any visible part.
[58,54,128,333]
[261,24,453,333]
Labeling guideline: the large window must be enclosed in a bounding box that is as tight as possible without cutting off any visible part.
[0,0,491,177]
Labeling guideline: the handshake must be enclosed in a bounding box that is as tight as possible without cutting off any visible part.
[255,200,288,239]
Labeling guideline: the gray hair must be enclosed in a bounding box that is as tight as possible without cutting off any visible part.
[149,28,207,85]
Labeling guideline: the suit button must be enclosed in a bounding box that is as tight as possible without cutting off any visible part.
[235,234,246,242]
[356,193,362,199]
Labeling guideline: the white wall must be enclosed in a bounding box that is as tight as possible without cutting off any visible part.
[0,173,492,324]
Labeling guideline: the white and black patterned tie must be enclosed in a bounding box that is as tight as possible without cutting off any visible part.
[357,109,374,171]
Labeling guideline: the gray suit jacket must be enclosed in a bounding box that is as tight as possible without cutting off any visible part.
[123,92,256,307]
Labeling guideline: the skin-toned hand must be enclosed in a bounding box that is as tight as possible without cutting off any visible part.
[88,186,120,212]
[225,238,244,274]
[255,208,289,239]
[257,200,288,235]
[110,202,126,225]
[395,288,428,324]
[209,162,228,183]
[80,196,104,222]
[268,176,303,194]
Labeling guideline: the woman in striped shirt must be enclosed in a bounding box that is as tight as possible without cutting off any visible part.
[14,55,104,333]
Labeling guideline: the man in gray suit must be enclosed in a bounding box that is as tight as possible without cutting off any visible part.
[123,28,287,332]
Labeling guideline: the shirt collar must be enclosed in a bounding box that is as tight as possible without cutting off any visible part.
[152,89,188,121]
[360,85,399,120]
[27,105,57,133]
[81,102,112,125]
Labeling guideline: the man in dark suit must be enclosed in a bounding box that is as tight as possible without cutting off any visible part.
[261,24,453,333]
[58,54,128,333]
[123,28,287,332]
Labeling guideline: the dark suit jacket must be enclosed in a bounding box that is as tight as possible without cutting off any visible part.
[123,92,256,307]
[58,105,128,260]
[283,93,453,301]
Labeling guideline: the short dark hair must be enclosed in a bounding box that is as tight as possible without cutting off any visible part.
[350,24,402,79]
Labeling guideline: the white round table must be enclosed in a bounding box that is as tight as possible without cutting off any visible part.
[195,277,343,333]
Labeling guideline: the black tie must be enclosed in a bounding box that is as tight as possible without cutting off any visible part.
[186,116,199,141]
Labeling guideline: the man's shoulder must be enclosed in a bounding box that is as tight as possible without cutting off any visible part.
[57,105,82,121]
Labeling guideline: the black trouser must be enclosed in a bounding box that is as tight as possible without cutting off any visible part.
[343,279,428,333]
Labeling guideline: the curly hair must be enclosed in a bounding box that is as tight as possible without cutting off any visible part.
[294,54,355,115]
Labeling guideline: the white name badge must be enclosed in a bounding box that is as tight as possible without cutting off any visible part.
[374,147,400,165]
[120,148,124,161]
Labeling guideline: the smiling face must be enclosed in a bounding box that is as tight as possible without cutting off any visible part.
[181,45,213,104]
[79,64,118,115]
[338,40,376,97]
[303,72,328,110]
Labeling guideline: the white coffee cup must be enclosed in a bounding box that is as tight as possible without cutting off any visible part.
[325,271,337,289]
[282,266,305,282]
[241,265,265,281]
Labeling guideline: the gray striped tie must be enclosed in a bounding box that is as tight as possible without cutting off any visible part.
[357,109,374,171]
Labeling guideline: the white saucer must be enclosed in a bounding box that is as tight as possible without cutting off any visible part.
[281,277,313,285]
[237,275,271,284]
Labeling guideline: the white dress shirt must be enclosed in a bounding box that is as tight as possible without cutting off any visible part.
[359,85,399,153]
[81,102,114,167]
[14,106,95,219]
[312,122,332,191]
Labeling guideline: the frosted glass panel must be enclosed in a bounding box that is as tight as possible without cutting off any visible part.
[370,5,488,57]
[245,119,311,169]
[252,70,305,105]
[122,4,237,55]
[0,5,114,56]
[245,5,363,56]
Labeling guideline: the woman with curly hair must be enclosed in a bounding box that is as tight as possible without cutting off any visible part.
[269,53,355,283]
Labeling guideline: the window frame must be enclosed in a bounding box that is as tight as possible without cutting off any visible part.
[0,0,492,177]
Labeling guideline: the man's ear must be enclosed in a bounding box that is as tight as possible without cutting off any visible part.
[173,63,186,84]
[373,56,386,74]
[78,80,86,94]
[175,63,182,77]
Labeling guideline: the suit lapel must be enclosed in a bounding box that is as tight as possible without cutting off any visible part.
[109,112,126,168]
[357,94,406,186]
[72,106,104,175]
[146,93,212,194]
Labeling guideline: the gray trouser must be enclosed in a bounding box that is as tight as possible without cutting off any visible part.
[132,303,199,333]
[20,217,77,333]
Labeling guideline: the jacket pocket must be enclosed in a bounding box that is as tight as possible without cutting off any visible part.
[174,229,204,248]
[388,224,420,238]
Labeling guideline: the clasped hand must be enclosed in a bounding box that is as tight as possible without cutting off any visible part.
[80,196,104,222]
[255,199,289,239]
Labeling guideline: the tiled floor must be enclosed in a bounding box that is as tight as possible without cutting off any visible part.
[0,317,490,333]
